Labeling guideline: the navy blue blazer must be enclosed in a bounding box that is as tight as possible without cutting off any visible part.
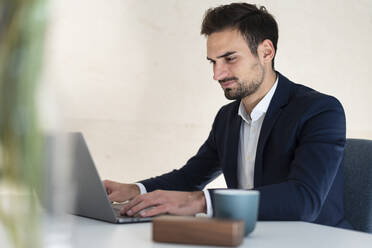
[141,72,351,229]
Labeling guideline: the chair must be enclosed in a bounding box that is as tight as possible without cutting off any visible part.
[343,138,372,233]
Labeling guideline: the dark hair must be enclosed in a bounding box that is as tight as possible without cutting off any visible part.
[201,2,278,69]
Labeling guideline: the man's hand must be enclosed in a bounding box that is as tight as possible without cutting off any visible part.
[103,180,140,202]
[120,190,206,217]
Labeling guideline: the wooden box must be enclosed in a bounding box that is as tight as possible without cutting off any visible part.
[152,216,244,247]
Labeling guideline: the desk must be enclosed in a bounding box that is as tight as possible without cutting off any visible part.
[2,215,372,247]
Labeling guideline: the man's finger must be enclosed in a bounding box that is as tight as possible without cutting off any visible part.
[109,192,126,203]
[120,195,143,215]
[107,193,115,202]
[140,205,168,217]
[125,199,156,216]
[102,180,112,194]
[102,179,111,187]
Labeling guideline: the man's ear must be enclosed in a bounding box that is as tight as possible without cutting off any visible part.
[257,39,275,65]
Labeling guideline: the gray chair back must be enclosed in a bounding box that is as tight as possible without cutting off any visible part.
[343,138,372,233]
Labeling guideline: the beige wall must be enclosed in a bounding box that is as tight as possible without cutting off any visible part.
[42,0,372,188]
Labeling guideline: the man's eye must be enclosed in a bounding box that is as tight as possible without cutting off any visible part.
[226,57,236,62]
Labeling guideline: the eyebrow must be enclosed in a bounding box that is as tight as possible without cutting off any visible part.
[207,51,237,62]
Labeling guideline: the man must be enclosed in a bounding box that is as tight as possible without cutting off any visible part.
[104,3,351,229]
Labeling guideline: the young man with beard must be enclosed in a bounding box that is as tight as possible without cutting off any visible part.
[104,3,352,229]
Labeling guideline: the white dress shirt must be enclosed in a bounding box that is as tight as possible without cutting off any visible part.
[136,76,278,216]
[237,78,278,189]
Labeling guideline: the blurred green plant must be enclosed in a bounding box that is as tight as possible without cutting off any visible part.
[0,0,47,247]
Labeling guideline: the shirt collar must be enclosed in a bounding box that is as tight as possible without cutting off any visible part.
[238,75,279,122]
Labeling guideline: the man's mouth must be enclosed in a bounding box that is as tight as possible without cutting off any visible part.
[220,78,238,89]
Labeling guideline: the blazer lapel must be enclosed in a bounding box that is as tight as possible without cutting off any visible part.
[254,73,293,187]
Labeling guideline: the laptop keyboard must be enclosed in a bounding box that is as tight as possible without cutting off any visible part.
[111,202,145,219]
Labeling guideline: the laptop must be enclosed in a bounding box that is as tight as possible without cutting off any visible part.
[64,132,152,224]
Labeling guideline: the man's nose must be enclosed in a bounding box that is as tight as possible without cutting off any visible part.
[213,63,229,81]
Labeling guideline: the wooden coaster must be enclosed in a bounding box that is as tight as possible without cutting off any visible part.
[152,216,244,247]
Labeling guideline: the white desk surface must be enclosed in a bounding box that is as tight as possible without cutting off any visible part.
[2,214,372,248]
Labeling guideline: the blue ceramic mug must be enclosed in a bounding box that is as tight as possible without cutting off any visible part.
[214,189,260,236]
